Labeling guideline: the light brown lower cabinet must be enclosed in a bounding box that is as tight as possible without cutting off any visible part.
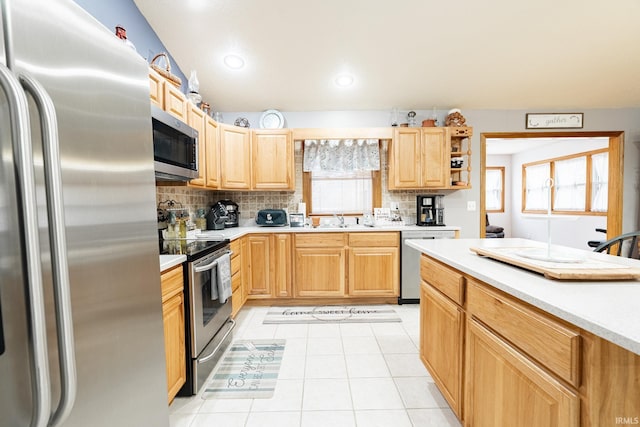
[420,282,464,418]
[465,318,579,427]
[348,232,399,297]
[230,237,244,317]
[419,253,640,427]
[245,234,292,299]
[295,247,346,297]
[160,265,186,404]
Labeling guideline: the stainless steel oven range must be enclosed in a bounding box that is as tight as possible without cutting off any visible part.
[161,238,235,395]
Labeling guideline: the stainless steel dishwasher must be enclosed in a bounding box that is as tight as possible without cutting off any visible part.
[400,229,457,304]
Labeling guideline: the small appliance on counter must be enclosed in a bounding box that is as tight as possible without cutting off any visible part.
[211,200,239,228]
[205,206,226,230]
[416,194,445,226]
[256,209,288,226]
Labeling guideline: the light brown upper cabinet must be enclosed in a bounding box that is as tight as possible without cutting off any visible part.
[252,129,294,190]
[148,68,164,109]
[219,124,252,190]
[219,127,294,191]
[204,115,220,189]
[163,82,187,122]
[187,103,206,188]
[388,127,472,190]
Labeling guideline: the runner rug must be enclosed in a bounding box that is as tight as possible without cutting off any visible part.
[263,305,401,324]
[202,339,285,399]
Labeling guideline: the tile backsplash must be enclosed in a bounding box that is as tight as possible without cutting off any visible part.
[156,149,436,226]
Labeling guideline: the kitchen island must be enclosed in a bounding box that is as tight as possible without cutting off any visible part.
[407,238,640,427]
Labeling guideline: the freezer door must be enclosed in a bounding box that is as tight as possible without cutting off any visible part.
[2,0,170,426]
[0,58,33,426]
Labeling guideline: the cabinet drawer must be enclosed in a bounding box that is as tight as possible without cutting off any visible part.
[231,287,243,317]
[420,255,465,306]
[295,233,346,247]
[231,271,242,292]
[467,279,581,387]
[231,254,241,276]
[230,238,241,257]
[349,232,399,247]
[161,265,183,302]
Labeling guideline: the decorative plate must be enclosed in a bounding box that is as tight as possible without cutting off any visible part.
[259,109,284,129]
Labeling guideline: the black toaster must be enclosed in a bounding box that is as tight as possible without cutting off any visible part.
[255,209,287,226]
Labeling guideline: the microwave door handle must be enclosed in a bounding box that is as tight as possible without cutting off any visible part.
[0,64,51,427]
[20,72,77,427]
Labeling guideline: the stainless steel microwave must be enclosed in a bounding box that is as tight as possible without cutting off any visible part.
[151,104,199,181]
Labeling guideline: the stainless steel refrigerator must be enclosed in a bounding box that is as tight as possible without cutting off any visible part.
[0,0,170,426]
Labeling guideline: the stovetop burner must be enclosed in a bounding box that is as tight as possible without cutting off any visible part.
[159,238,230,261]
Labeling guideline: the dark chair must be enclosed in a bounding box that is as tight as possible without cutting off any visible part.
[593,231,640,259]
[587,228,607,248]
[485,214,504,238]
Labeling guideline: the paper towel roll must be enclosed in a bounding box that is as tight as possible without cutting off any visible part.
[298,202,306,215]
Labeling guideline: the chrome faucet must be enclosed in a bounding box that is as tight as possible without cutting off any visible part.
[333,213,345,227]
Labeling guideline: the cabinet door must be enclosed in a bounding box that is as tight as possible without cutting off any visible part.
[422,127,450,188]
[240,237,249,305]
[420,282,464,418]
[272,234,292,297]
[148,69,164,108]
[246,234,271,297]
[294,247,346,297]
[252,130,294,190]
[163,83,187,121]
[163,292,185,404]
[205,116,220,188]
[348,246,398,296]
[389,127,422,189]
[220,124,251,189]
[465,318,580,427]
[187,103,206,187]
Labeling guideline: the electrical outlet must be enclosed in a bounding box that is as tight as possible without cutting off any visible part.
[467,201,477,211]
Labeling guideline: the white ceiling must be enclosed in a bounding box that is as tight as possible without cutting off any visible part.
[134,0,640,113]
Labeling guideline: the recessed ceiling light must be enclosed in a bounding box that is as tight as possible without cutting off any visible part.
[335,74,354,87]
[224,54,245,70]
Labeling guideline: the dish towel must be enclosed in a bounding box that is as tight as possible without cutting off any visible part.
[216,253,232,303]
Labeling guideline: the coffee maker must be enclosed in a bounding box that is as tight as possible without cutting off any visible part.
[416,194,445,226]
[212,199,239,228]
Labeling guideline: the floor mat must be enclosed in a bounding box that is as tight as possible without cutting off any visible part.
[202,339,285,399]
[263,305,401,324]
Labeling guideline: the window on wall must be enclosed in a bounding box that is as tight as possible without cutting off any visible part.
[485,167,505,212]
[304,170,381,214]
[522,149,608,214]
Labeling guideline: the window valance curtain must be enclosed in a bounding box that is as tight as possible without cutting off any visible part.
[302,139,380,172]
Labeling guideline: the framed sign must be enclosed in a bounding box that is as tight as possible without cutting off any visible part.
[526,113,583,129]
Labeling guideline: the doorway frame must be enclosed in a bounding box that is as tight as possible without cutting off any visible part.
[479,131,624,241]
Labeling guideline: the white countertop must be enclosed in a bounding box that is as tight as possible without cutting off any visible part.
[406,238,640,356]
[194,224,461,241]
[158,224,454,272]
[159,254,186,272]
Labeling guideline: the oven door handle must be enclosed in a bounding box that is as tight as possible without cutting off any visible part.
[194,250,233,273]
[198,318,236,364]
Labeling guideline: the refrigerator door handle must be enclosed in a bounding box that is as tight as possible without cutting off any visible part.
[0,64,52,427]
[20,72,77,427]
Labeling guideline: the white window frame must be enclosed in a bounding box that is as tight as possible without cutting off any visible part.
[486,167,505,213]
[522,149,608,215]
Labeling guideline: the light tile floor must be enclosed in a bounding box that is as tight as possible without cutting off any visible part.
[169,304,461,427]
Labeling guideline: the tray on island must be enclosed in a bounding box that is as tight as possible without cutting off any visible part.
[470,246,640,281]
